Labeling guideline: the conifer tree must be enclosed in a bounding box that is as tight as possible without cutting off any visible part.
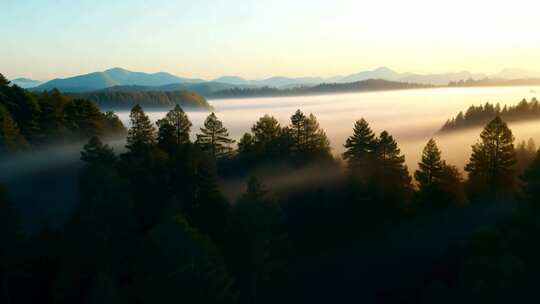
[81,136,116,165]
[343,118,376,170]
[252,115,281,148]
[372,131,411,191]
[0,104,27,153]
[156,105,192,148]
[288,110,330,156]
[415,138,444,190]
[303,113,330,154]
[465,116,517,196]
[126,104,156,151]
[289,109,306,152]
[415,139,464,205]
[0,73,10,88]
[196,112,234,159]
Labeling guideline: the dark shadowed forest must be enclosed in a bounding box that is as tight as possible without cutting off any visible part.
[440,98,540,132]
[3,74,540,303]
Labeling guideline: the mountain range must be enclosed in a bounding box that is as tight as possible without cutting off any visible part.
[14,66,540,93]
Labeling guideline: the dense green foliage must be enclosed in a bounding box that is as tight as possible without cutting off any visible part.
[441,98,540,132]
[75,89,213,110]
[0,73,126,153]
[2,102,540,303]
[465,116,517,198]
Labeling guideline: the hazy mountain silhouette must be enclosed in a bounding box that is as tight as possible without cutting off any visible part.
[33,67,204,92]
[25,66,540,93]
[10,77,43,88]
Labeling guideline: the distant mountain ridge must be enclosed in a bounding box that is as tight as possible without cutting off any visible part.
[11,77,43,88]
[33,67,204,92]
[22,66,540,93]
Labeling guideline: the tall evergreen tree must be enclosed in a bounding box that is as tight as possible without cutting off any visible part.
[126,104,156,151]
[415,138,444,190]
[343,118,377,171]
[289,109,306,153]
[196,112,234,160]
[0,73,10,88]
[0,104,27,153]
[288,110,330,157]
[465,116,517,197]
[156,105,192,148]
[415,139,464,205]
[81,136,116,165]
[1,84,41,141]
[372,131,412,197]
[303,113,330,154]
[252,115,281,149]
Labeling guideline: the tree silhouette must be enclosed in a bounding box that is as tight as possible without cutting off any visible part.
[415,139,444,190]
[196,112,234,160]
[415,139,464,205]
[81,136,116,165]
[156,104,192,148]
[288,110,330,158]
[372,131,412,202]
[0,104,27,153]
[126,104,156,151]
[465,116,517,197]
[343,118,377,174]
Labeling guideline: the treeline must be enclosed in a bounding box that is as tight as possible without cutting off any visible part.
[2,102,540,302]
[74,89,213,110]
[209,79,431,99]
[440,98,540,132]
[449,77,540,87]
[0,74,126,154]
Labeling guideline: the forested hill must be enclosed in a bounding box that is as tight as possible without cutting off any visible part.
[72,89,213,110]
[439,97,540,133]
[207,79,433,99]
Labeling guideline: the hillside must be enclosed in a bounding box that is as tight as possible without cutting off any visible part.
[208,79,432,99]
[33,67,204,92]
[74,89,213,110]
[439,98,540,133]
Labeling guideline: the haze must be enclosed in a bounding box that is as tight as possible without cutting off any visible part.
[2,0,540,80]
[116,86,540,172]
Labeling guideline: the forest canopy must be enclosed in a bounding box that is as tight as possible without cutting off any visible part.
[74,89,213,110]
[440,97,540,132]
[0,73,126,154]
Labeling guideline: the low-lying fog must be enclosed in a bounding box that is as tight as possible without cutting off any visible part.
[4,86,540,231]
[118,86,540,171]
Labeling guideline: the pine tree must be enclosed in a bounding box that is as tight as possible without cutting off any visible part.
[0,104,27,153]
[156,105,192,148]
[372,131,411,192]
[81,136,116,165]
[196,112,234,159]
[252,114,281,148]
[303,113,330,154]
[288,110,330,157]
[414,139,464,205]
[343,118,377,170]
[0,73,10,88]
[415,138,444,190]
[2,85,41,142]
[126,104,156,151]
[289,109,306,152]
[465,116,517,196]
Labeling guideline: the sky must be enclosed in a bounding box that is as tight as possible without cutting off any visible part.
[2,0,540,81]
